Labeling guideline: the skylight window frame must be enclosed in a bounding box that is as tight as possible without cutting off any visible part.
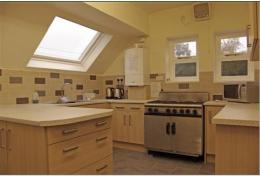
[33,31,101,64]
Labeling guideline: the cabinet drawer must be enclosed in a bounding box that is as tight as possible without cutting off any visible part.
[48,129,112,174]
[74,155,113,174]
[47,117,111,144]
[111,104,128,110]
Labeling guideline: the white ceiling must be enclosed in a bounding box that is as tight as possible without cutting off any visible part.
[132,2,192,14]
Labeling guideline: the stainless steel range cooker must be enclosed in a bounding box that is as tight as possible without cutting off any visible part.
[144,92,209,157]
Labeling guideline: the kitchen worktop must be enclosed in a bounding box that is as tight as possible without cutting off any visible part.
[0,104,113,126]
[58,99,153,107]
[204,101,227,106]
[211,102,259,127]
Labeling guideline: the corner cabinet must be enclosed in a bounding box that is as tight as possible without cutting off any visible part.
[204,105,224,163]
[248,2,259,61]
[124,48,149,86]
[0,116,113,174]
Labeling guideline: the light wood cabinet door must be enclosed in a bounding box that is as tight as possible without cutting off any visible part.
[205,106,223,155]
[112,107,128,142]
[128,106,144,144]
[5,122,48,174]
[0,121,7,174]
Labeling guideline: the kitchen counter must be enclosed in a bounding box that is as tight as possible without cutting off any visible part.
[0,104,113,126]
[204,101,227,106]
[58,99,153,107]
[212,102,259,127]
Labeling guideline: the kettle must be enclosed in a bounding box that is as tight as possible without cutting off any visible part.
[106,87,114,99]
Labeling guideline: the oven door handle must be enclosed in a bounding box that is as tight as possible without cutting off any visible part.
[171,122,176,135]
[166,123,170,135]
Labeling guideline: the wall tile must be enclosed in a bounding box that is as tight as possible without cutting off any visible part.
[93,90,99,94]
[90,75,96,80]
[105,80,113,85]
[178,83,189,89]
[64,79,73,84]
[37,90,46,97]
[16,97,29,104]
[76,84,84,90]
[35,77,46,84]
[55,90,64,96]
[77,95,83,101]
[50,73,60,79]
[9,77,23,84]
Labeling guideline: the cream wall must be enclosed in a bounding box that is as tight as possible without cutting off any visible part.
[103,2,258,75]
[86,2,149,35]
[0,3,143,74]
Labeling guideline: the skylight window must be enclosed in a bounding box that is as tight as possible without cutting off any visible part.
[34,17,99,62]
[28,16,112,72]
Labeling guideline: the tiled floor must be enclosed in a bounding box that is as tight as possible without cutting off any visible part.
[113,148,214,175]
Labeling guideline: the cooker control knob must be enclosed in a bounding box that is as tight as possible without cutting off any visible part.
[185,109,190,114]
[172,109,177,114]
[148,108,152,112]
[166,109,171,113]
[180,109,184,114]
[193,109,198,116]
[154,108,158,113]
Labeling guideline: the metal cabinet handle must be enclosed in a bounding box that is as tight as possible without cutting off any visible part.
[96,121,107,127]
[115,106,124,109]
[96,164,108,172]
[247,25,252,47]
[96,136,108,142]
[0,128,4,149]
[6,129,11,151]
[62,128,78,135]
[62,146,79,153]
[166,123,170,135]
[123,115,127,126]
[171,123,176,135]
[129,115,131,126]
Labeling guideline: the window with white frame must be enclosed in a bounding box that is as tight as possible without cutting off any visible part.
[166,37,199,82]
[27,16,112,72]
[214,32,254,82]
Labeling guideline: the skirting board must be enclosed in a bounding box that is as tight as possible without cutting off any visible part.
[113,141,147,153]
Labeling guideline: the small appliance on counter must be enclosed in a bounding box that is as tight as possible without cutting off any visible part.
[224,82,259,103]
[106,87,114,99]
[114,78,125,99]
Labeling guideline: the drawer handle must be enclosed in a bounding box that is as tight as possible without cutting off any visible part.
[62,128,78,135]
[115,106,124,109]
[96,121,107,126]
[96,136,108,142]
[62,146,79,153]
[96,164,108,172]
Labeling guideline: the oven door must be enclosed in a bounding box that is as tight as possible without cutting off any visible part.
[144,115,173,152]
[171,116,203,156]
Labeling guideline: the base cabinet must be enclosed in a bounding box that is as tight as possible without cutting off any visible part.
[0,116,113,174]
[111,103,144,145]
[204,106,224,163]
[215,125,259,174]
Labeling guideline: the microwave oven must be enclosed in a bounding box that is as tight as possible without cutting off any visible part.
[223,82,259,103]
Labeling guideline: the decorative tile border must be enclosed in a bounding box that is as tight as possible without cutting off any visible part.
[50,72,60,79]
[64,79,73,84]
[35,77,46,84]
[36,90,46,97]
[90,75,96,80]
[9,77,23,84]
[76,84,84,90]
[16,97,29,104]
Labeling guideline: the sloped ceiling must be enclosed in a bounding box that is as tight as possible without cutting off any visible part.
[0,2,145,74]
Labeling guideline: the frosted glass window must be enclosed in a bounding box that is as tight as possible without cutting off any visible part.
[220,36,247,56]
[175,63,197,77]
[221,60,248,76]
[174,41,197,58]
[34,17,99,62]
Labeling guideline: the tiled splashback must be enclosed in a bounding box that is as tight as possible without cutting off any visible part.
[0,69,103,104]
[0,68,259,104]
